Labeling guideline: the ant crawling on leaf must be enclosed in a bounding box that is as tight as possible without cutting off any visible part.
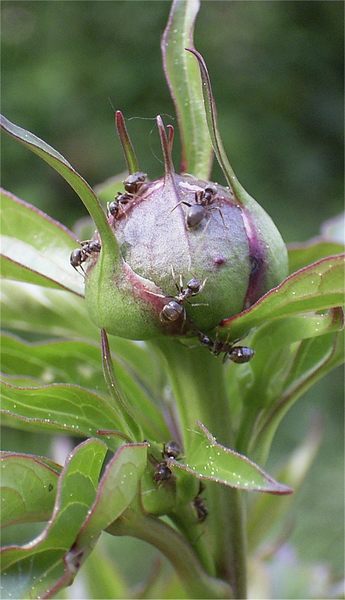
[70,239,101,275]
[172,184,226,229]
[107,171,147,218]
[153,440,182,484]
[198,332,255,364]
[193,482,208,523]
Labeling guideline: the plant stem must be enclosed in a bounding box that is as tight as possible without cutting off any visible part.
[169,504,216,576]
[153,339,248,598]
[107,508,232,599]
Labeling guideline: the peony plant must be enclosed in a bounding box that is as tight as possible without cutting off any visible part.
[1,1,344,598]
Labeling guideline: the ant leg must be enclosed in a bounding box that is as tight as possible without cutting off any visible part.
[211,206,228,229]
[170,265,180,294]
[198,277,208,294]
[170,201,191,214]
[145,290,166,300]
[222,352,229,364]
[76,265,86,277]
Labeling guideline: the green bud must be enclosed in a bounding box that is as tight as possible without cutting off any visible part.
[84,114,288,340]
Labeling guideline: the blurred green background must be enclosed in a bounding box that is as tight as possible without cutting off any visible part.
[1,1,344,598]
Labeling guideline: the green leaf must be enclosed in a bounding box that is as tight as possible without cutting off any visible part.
[236,308,344,411]
[161,0,213,178]
[47,443,147,599]
[1,281,99,341]
[0,452,61,528]
[1,333,106,391]
[1,380,128,450]
[0,114,118,258]
[0,188,83,295]
[234,309,344,454]
[1,438,107,599]
[221,255,345,341]
[252,330,344,462]
[0,332,169,443]
[76,443,147,547]
[288,239,344,273]
[169,422,292,494]
[248,419,323,551]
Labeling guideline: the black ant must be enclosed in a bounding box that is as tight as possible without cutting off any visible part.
[172,184,225,229]
[193,482,208,523]
[153,440,181,484]
[159,274,206,325]
[107,171,147,218]
[70,240,101,274]
[123,171,147,194]
[198,333,255,364]
[107,192,132,218]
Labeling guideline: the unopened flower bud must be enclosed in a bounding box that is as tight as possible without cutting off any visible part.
[84,113,288,340]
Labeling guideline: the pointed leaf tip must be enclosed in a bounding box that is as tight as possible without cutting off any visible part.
[115,111,139,174]
[169,422,293,495]
[185,48,247,203]
[156,115,175,178]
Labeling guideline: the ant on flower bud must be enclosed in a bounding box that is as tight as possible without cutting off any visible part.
[107,172,147,219]
[159,273,207,325]
[123,171,147,194]
[172,184,225,229]
[198,332,254,364]
[70,240,101,274]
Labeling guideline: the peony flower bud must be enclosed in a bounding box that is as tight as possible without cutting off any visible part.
[84,111,288,340]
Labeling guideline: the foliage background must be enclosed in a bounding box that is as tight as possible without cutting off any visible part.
[1,0,344,596]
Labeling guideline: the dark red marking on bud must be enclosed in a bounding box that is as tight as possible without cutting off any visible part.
[213,255,226,267]
[240,208,267,309]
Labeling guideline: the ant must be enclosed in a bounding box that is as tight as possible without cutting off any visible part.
[193,482,208,523]
[123,171,147,195]
[153,440,182,484]
[172,184,225,229]
[198,332,255,364]
[107,171,147,218]
[159,274,206,325]
[70,240,101,274]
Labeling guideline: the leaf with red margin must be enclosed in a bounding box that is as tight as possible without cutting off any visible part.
[1,438,107,600]
[220,255,345,342]
[36,443,148,599]
[1,452,61,528]
[168,422,292,495]
[161,0,212,177]
[0,188,83,295]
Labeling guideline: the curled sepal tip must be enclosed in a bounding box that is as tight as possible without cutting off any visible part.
[115,110,139,174]
[156,115,175,179]
[185,48,248,205]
